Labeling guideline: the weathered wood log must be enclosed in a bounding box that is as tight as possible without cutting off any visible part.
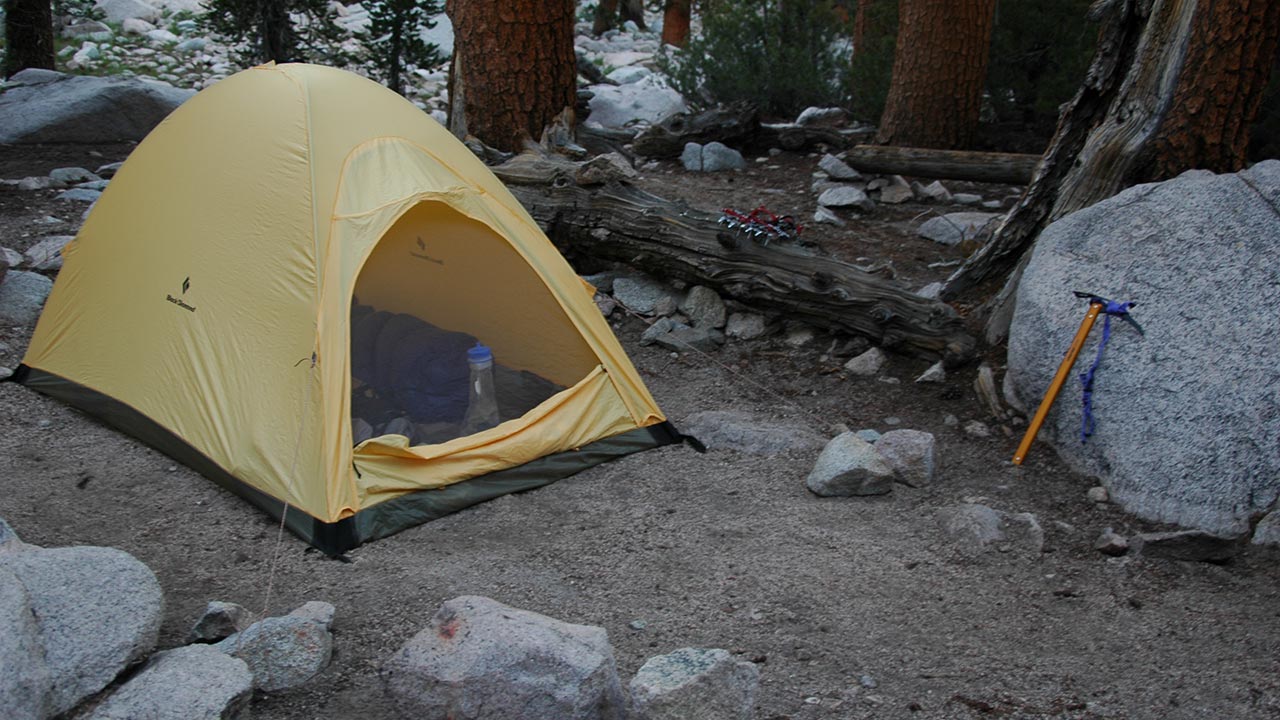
[631,102,761,158]
[843,144,1040,185]
[494,157,976,365]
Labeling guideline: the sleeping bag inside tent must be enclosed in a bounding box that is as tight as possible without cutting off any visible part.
[14,63,679,555]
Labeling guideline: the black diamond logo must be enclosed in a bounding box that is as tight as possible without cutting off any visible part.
[182,277,190,294]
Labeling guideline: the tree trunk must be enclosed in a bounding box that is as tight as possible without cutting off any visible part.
[2,0,55,78]
[593,0,618,34]
[844,144,1040,184]
[874,0,996,149]
[661,0,691,47]
[1141,0,1280,180]
[851,0,871,57]
[446,0,577,152]
[621,0,646,29]
[493,156,976,365]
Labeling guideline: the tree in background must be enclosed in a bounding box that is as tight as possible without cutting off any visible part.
[358,0,444,96]
[875,0,996,149]
[985,0,1094,134]
[593,0,645,35]
[661,0,690,47]
[2,0,55,78]
[1140,0,1280,180]
[847,0,896,123]
[445,0,577,152]
[659,0,850,117]
[201,0,345,65]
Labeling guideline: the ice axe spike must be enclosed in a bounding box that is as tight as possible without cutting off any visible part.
[1012,293,1111,466]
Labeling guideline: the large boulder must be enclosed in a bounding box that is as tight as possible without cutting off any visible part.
[0,69,194,144]
[383,595,626,720]
[0,546,163,715]
[216,615,333,691]
[0,566,53,720]
[86,645,253,720]
[1008,162,1280,539]
[586,76,687,130]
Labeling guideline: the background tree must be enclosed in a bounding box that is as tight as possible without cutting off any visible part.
[358,0,445,96]
[445,0,577,152]
[662,0,691,47]
[593,0,644,34]
[201,0,345,65]
[2,0,55,78]
[874,0,996,148]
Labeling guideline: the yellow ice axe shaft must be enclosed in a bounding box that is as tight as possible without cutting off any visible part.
[1012,300,1104,465]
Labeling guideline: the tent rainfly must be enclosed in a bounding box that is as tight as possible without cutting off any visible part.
[14,63,679,554]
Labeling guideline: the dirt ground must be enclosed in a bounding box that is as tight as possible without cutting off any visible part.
[2,143,1279,720]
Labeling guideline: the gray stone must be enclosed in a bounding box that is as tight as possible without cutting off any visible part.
[784,325,815,347]
[49,167,99,185]
[383,595,625,720]
[76,179,110,191]
[0,517,33,555]
[1001,368,1028,415]
[86,645,252,720]
[982,199,1004,209]
[218,615,333,692]
[796,107,846,127]
[0,566,52,720]
[701,142,747,172]
[1094,528,1129,557]
[915,180,952,202]
[58,187,104,202]
[1252,512,1280,547]
[640,317,677,346]
[681,410,825,456]
[812,206,845,226]
[915,361,946,383]
[581,271,621,293]
[0,271,54,325]
[613,276,674,314]
[953,192,983,205]
[96,0,162,23]
[655,325,724,353]
[1132,530,1241,563]
[289,601,336,629]
[843,347,886,376]
[878,184,913,204]
[818,153,861,181]
[0,69,193,144]
[1008,161,1280,537]
[679,286,726,329]
[605,65,650,84]
[854,429,881,443]
[940,504,1044,554]
[818,185,874,211]
[575,152,637,186]
[680,142,704,171]
[917,212,1000,246]
[1087,486,1110,504]
[724,312,767,340]
[95,161,125,178]
[121,17,156,35]
[875,429,937,487]
[17,176,56,191]
[189,601,255,644]
[805,432,896,497]
[629,647,759,720]
[586,77,687,129]
[24,236,74,272]
[174,38,208,54]
[145,28,179,44]
[962,420,990,438]
[63,20,113,39]
[0,546,162,715]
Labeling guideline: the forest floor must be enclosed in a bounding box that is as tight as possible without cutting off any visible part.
[1,143,1279,720]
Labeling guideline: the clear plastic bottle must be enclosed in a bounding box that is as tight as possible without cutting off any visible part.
[460,342,499,435]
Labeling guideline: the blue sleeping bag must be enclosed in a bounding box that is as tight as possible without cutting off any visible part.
[351,306,477,424]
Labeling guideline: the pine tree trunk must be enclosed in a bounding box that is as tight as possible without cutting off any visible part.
[662,0,691,47]
[874,0,996,149]
[851,0,871,57]
[593,0,618,34]
[1141,0,1280,180]
[445,0,577,152]
[620,0,646,29]
[2,0,55,78]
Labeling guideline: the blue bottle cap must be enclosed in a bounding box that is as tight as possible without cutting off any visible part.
[467,343,492,363]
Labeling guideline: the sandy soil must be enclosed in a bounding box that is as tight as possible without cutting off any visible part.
[2,143,1279,720]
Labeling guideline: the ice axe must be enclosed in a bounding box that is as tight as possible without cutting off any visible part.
[1012,291,1142,465]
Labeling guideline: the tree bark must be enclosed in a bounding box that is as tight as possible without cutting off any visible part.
[874,0,996,149]
[492,156,976,365]
[1141,0,1280,180]
[844,144,1040,184]
[446,0,577,152]
[620,0,646,29]
[851,0,871,57]
[661,0,691,47]
[593,0,618,34]
[2,0,55,78]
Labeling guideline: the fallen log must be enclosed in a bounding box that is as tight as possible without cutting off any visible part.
[630,103,874,159]
[494,157,976,365]
[843,145,1041,185]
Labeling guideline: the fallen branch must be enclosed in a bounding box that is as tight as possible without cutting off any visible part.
[844,145,1041,185]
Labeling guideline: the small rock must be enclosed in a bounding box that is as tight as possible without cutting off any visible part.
[916,281,943,299]
[940,504,1044,555]
[917,212,1000,246]
[944,414,959,427]
[875,429,937,487]
[1087,486,1110,504]
[724,312,767,340]
[843,347,886,376]
[24,235,74,272]
[629,620,648,630]
[145,28,179,44]
[121,17,156,35]
[57,188,103,202]
[1094,528,1129,557]
[953,192,982,205]
[652,295,679,317]
[678,286,726,329]
[217,615,333,692]
[85,645,252,720]
[963,420,990,438]
[701,142,747,172]
[914,180,952,203]
[818,185,874,211]
[813,206,845,227]
[855,429,881,444]
[915,361,946,383]
[189,601,255,644]
[49,167,99,185]
[1131,530,1241,564]
[884,416,902,425]
[796,107,846,127]
[818,153,861,181]
[785,325,815,347]
[654,326,724,353]
[95,161,125,178]
[613,276,675,314]
[288,601,336,629]
[878,184,913,204]
[629,647,759,720]
[17,176,56,191]
[680,410,825,456]
[805,433,896,497]
[859,674,878,689]
[0,270,55,325]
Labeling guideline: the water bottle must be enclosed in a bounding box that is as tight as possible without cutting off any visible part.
[461,343,499,434]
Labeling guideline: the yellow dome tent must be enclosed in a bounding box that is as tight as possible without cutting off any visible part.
[15,63,676,554]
